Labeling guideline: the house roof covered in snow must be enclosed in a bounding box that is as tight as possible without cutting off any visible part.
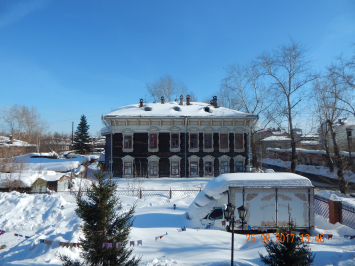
[0,171,68,188]
[262,136,291,141]
[0,136,35,147]
[103,101,257,119]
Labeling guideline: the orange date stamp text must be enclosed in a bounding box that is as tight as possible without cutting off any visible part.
[246,234,325,243]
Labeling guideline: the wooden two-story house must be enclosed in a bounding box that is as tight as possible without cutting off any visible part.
[101,96,258,177]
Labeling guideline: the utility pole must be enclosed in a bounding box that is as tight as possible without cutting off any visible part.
[72,122,74,146]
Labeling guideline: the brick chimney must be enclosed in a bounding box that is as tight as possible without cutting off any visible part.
[179,95,183,105]
[9,135,13,144]
[186,95,190,105]
[212,96,218,108]
[139,98,144,108]
[161,96,165,104]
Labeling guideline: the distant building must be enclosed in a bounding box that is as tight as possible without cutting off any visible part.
[319,118,354,151]
[101,96,258,177]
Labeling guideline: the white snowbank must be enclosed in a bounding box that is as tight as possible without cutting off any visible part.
[0,178,354,265]
[317,190,355,208]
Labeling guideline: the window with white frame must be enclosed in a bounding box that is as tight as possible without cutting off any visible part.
[124,162,132,175]
[122,129,134,152]
[203,155,214,176]
[148,132,159,152]
[220,133,229,150]
[124,135,132,149]
[235,161,243,172]
[188,155,199,177]
[205,162,213,176]
[190,161,198,177]
[190,133,198,149]
[220,161,228,174]
[169,155,182,177]
[219,132,230,152]
[149,133,158,148]
[171,133,179,148]
[235,133,244,151]
[203,132,214,152]
[147,155,160,178]
[170,132,181,152]
[149,161,158,177]
[171,162,179,175]
[218,155,230,175]
[204,133,212,148]
[234,155,246,172]
[122,155,134,177]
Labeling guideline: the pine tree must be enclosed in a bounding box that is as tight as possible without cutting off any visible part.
[73,115,91,154]
[259,234,315,266]
[60,171,141,266]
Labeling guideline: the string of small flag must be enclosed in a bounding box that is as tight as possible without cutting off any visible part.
[102,240,143,249]
[155,232,168,241]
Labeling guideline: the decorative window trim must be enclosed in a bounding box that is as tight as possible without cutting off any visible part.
[122,155,134,178]
[122,129,134,152]
[169,155,182,178]
[147,155,160,178]
[219,132,230,152]
[203,155,214,177]
[203,128,214,152]
[234,155,246,172]
[234,133,245,152]
[219,155,230,175]
[170,132,181,152]
[188,155,200,177]
[148,133,159,152]
[189,132,199,153]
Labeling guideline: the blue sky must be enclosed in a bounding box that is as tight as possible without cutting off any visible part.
[1,0,354,135]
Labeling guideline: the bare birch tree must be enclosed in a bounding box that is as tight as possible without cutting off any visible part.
[313,75,349,193]
[256,40,316,173]
[0,105,48,144]
[146,75,188,102]
[221,63,273,168]
[328,48,355,118]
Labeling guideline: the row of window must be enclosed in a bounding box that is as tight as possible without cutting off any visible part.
[122,157,244,177]
[123,133,244,151]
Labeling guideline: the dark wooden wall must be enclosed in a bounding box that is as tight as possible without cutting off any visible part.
[104,132,248,177]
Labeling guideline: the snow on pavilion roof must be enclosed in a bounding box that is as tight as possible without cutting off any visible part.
[187,172,313,221]
[203,173,313,196]
[104,101,256,118]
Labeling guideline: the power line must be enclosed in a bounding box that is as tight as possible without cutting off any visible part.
[48,114,102,124]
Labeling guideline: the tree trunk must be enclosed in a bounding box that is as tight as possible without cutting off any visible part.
[328,120,346,194]
[323,138,334,172]
[250,131,259,169]
[288,100,297,173]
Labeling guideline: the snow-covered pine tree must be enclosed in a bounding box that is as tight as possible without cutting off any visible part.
[259,233,315,266]
[60,170,141,266]
[73,115,91,154]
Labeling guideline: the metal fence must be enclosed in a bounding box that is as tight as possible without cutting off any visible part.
[342,204,355,229]
[314,194,355,229]
[314,195,329,221]
[30,189,201,199]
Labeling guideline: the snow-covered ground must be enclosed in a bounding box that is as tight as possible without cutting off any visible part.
[263,158,355,183]
[0,178,354,265]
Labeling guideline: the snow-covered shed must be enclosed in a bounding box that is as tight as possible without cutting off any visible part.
[0,171,71,193]
[187,172,314,230]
